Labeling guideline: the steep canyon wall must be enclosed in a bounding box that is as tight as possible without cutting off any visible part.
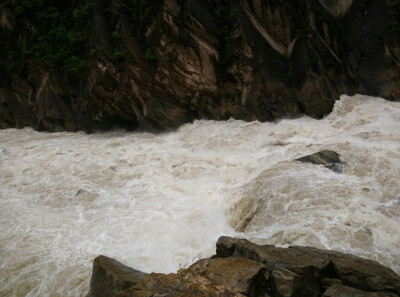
[0,0,399,132]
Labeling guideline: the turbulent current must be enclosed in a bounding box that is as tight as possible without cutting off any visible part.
[1,95,400,296]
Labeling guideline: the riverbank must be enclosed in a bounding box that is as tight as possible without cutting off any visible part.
[87,236,400,297]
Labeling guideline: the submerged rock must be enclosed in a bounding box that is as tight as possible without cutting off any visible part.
[87,237,400,297]
[295,150,346,173]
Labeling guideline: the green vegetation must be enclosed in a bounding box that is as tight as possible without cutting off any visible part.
[67,56,92,77]
[73,4,91,21]
[118,0,140,21]
[212,0,242,64]
[118,0,161,28]
[114,50,127,60]
[112,31,122,41]
[1,0,165,83]
[145,48,156,67]
[111,29,126,61]
[221,25,230,44]
[2,0,94,79]
[116,0,162,67]
[287,64,295,78]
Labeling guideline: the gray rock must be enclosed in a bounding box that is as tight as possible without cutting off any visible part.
[295,150,346,173]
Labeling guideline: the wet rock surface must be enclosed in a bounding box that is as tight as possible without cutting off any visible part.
[295,150,346,173]
[321,284,399,297]
[1,0,399,132]
[87,255,147,297]
[87,237,400,297]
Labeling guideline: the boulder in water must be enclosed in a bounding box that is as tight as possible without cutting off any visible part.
[295,150,346,173]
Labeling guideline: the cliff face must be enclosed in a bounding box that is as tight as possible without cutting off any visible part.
[1,0,399,132]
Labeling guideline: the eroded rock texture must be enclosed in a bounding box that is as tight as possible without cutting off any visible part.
[87,236,400,297]
[1,0,399,132]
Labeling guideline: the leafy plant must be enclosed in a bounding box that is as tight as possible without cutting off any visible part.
[3,0,94,78]
[112,31,122,41]
[67,56,91,78]
[73,5,91,20]
[114,50,127,59]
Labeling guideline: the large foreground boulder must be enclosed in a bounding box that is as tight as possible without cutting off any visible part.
[116,257,268,297]
[322,284,398,297]
[217,237,400,296]
[87,237,400,297]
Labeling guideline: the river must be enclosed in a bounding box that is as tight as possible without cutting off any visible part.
[1,94,399,296]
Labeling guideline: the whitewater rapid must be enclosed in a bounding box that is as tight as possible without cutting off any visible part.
[1,95,399,296]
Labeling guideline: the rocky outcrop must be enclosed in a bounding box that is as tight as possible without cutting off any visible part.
[322,284,399,297]
[87,255,147,297]
[87,236,400,297]
[216,237,400,296]
[116,257,267,297]
[295,150,346,173]
[1,0,399,132]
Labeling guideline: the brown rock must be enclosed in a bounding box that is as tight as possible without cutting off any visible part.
[87,237,400,297]
[120,257,270,297]
[187,257,268,295]
[321,278,344,290]
[270,266,299,297]
[322,284,399,297]
[216,237,400,295]
[87,255,147,297]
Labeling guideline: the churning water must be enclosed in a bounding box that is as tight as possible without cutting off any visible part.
[1,95,399,296]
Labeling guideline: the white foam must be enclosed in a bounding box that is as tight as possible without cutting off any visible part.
[0,94,399,296]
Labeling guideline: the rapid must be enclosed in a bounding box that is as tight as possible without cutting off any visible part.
[1,94,399,296]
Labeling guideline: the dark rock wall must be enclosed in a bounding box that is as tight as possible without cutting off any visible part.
[1,0,399,132]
